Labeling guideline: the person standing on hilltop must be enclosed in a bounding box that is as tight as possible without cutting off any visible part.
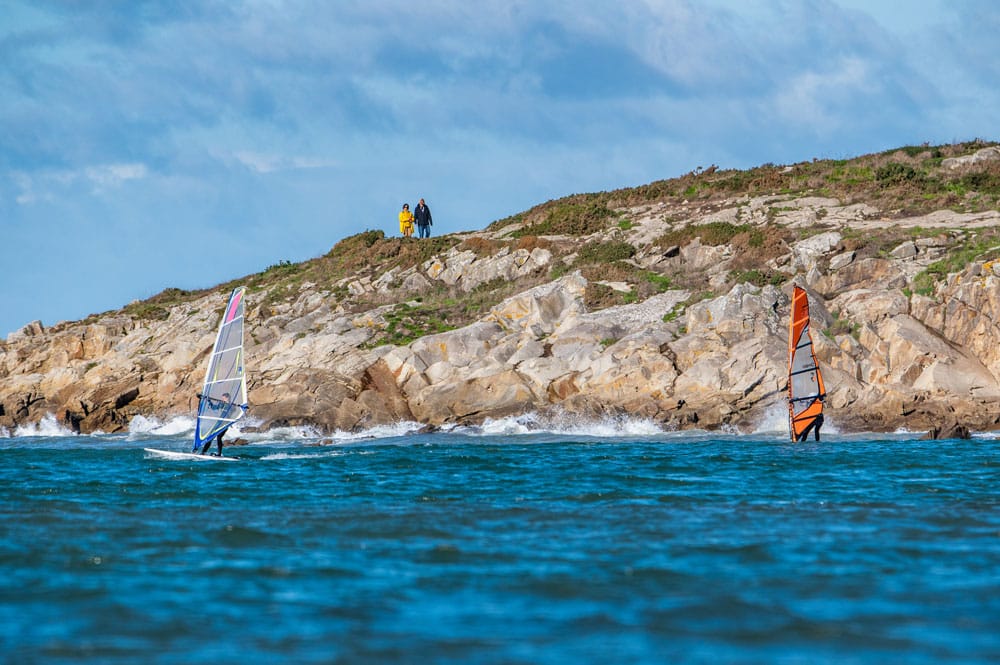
[414,198,433,238]
[398,203,415,238]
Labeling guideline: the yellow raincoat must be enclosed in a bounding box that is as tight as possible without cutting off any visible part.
[399,209,415,237]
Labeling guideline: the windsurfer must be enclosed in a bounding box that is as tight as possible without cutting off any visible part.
[795,405,824,442]
[196,392,245,456]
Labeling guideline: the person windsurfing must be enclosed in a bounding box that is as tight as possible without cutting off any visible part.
[195,392,247,456]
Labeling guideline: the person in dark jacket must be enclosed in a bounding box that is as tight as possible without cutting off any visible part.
[414,198,433,238]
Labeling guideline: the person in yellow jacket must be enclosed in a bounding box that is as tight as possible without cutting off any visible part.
[398,203,415,238]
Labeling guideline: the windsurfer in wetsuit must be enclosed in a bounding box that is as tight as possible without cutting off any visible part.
[196,392,246,456]
[795,400,825,442]
[798,415,824,442]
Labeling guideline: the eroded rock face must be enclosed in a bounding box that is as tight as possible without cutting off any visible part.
[5,187,1000,436]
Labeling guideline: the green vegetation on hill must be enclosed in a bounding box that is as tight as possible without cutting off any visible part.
[487,139,999,235]
[113,140,999,326]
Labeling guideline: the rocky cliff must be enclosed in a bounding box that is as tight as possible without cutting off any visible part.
[4,142,1000,437]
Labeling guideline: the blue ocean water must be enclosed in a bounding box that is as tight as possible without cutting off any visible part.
[1,424,998,664]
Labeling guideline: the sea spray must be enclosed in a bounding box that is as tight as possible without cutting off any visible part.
[13,413,77,437]
[319,420,425,444]
[239,423,324,443]
[128,414,197,437]
[753,402,841,435]
[473,411,664,438]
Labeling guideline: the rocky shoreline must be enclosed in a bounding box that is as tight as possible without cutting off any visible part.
[4,146,1000,438]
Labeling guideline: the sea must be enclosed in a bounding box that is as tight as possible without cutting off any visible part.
[1,411,998,665]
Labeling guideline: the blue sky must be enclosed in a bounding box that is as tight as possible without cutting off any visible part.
[1,0,997,337]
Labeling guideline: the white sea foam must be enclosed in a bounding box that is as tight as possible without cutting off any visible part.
[14,413,77,437]
[260,451,345,460]
[754,403,789,434]
[0,426,10,438]
[237,424,322,443]
[752,402,842,435]
[320,420,426,444]
[466,411,664,438]
[128,414,196,437]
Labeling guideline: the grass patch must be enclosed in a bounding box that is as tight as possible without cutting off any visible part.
[662,303,685,323]
[122,286,203,320]
[459,236,502,257]
[642,272,672,292]
[654,222,752,248]
[729,269,785,287]
[509,200,617,237]
[574,240,637,265]
[826,312,861,341]
[123,302,170,321]
[911,271,937,297]
[371,301,459,347]
[583,282,628,309]
[924,232,1000,280]
[548,263,571,280]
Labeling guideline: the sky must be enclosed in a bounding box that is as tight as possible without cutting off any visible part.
[2,0,997,338]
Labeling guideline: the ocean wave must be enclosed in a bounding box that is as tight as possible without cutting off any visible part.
[127,415,422,445]
[319,421,426,443]
[13,413,77,437]
[460,412,664,438]
[237,424,323,443]
[128,414,196,437]
[259,451,346,460]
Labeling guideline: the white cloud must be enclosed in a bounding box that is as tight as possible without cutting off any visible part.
[84,163,148,187]
[773,57,875,131]
[9,163,148,205]
[232,151,337,174]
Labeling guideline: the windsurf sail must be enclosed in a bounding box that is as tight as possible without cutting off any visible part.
[788,285,826,442]
[192,287,248,452]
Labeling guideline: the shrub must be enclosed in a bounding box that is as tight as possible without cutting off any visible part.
[459,236,501,257]
[729,269,784,287]
[263,260,298,277]
[574,240,637,265]
[875,162,919,186]
[654,222,752,249]
[512,201,616,237]
[125,302,170,321]
[584,282,622,309]
[959,166,1000,197]
[514,235,552,252]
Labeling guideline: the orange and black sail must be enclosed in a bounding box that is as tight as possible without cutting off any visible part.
[788,286,826,442]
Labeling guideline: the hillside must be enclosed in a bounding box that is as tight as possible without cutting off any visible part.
[2,140,1000,437]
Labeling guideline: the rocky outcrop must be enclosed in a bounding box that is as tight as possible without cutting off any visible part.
[942,146,1000,170]
[5,155,1000,437]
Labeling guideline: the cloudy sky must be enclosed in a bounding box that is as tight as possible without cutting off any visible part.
[2,0,996,337]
